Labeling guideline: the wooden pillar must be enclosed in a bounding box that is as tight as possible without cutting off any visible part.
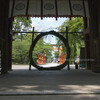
[58,49,61,56]
[44,51,46,56]
[66,27,70,70]
[29,27,34,70]
[8,18,13,71]
[88,0,100,72]
[83,16,91,70]
[84,29,91,70]
[0,0,9,74]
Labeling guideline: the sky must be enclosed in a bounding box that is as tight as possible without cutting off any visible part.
[31,17,67,44]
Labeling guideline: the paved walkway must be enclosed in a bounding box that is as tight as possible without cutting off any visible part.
[0,64,100,99]
[0,94,100,100]
[40,63,60,67]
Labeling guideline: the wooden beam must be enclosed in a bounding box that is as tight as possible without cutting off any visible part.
[14,31,83,34]
[41,0,43,19]
[82,0,86,17]
[82,0,87,29]
[55,0,58,20]
[68,0,73,17]
[26,0,30,20]
[11,0,15,19]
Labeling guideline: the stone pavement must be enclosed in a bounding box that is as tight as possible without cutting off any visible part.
[0,94,100,100]
[0,64,100,99]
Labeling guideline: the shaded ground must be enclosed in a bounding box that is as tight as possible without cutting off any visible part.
[1,94,100,100]
[0,64,100,96]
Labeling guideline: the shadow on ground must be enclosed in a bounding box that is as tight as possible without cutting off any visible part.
[0,65,100,95]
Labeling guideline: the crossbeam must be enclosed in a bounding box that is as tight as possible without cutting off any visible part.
[13,31,83,34]
[12,26,83,35]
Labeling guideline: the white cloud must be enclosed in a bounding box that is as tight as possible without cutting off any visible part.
[31,17,66,32]
[45,18,56,22]
[30,17,67,44]
[36,26,47,32]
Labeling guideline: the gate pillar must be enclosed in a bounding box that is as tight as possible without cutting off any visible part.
[0,0,9,74]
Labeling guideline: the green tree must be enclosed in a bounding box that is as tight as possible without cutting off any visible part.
[12,33,53,64]
[13,17,32,41]
[57,17,84,61]
[12,39,31,64]
[12,17,32,64]
[12,17,53,64]
[54,50,59,59]
[33,39,53,63]
[13,17,32,32]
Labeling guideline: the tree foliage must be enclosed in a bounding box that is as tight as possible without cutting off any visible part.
[33,36,53,64]
[12,33,53,64]
[13,17,32,32]
[57,17,85,60]
[12,17,53,64]
[54,50,59,59]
